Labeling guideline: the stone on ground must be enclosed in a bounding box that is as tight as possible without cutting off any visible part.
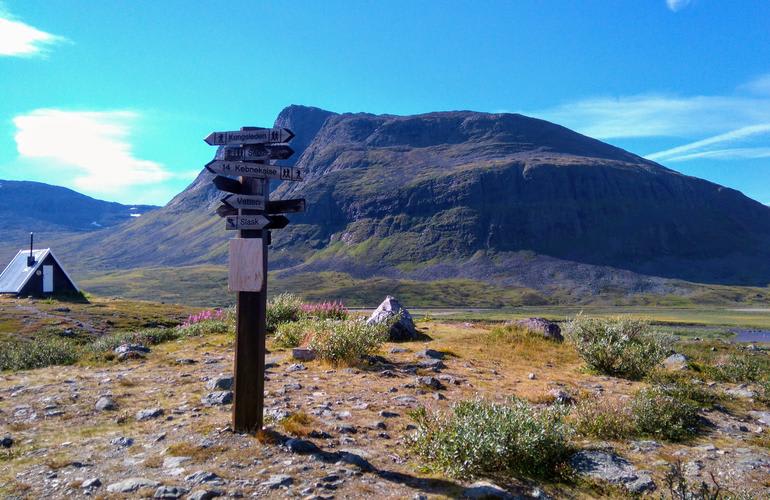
[570,450,655,493]
[205,375,233,391]
[462,481,516,499]
[95,395,118,411]
[662,353,688,370]
[135,407,164,421]
[201,391,233,406]
[512,318,563,341]
[367,295,419,341]
[292,347,316,361]
[106,477,161,493]
[154,485,189,499]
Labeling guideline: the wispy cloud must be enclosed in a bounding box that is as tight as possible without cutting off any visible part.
[647,124,770,162]
[739,73,770,96]
[13,109,171,193]
[666,0,692,12]
[0,10,65,57]
[534,94,770,140]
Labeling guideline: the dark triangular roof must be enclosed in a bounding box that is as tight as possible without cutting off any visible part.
[0,248,79,294]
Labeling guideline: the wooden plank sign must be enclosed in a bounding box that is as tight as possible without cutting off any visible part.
[212,175,243,194]
[225,215,290,230]
[222,194,266,210]
[206,160,303,181]
[205,127,294,145]
[228,238,264,292]
[219,144,295,162]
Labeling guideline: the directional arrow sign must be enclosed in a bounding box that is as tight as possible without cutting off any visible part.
[222,193,266,210]
[205,127,294,146]
[225,214,290,231]
[216,204,237,218]
[219,144,294,162]
[266,198,306,214]
[206,160,303,181]
[212,175,242,194]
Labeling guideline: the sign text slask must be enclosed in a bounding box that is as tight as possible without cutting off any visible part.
[206,160,303,181]
[204,127,294,146]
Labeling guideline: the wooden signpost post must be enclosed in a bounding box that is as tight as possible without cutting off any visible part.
[204,125,304,433]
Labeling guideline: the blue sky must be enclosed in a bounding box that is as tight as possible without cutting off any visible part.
[1,0,769,205]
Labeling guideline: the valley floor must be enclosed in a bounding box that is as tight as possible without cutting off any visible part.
[0,299,769,498]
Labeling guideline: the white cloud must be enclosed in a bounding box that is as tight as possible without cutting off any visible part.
[666,0,692,12]
[0,14,64,57]
[534,94,770,140]
[13,109,171,193]
[739,73,770,96]
[646,124,770,162]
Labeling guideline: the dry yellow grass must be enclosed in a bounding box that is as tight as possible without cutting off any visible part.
[278,411,314,436]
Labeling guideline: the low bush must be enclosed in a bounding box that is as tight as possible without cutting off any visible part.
[274,320,314,349]
[705,354,767,383]
[409,398,572,479]
[266,293,303,330]
[569,397,635,440]
[308,319,389,365]
[300,301,348,321]
[645,370,719,407]
[565,315,672,380]
[0,337,80,371]
[631,386,700,441]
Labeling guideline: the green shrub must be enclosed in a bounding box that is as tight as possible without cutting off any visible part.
[274,320,315,348]
[267,293,303,330]
[409,398,572,479]
[0,337,80,371]
[177,319,232,337]
[705,354,767,383]
[631,386,700,441]
[569,397,635,439]
[307,319,388,365]
[565,315,672,380]
[300,301,349,321]
[87,328,180,354]
[645,370,720,407]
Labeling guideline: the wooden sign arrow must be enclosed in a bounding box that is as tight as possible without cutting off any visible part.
[206,160,303,181]
[222,193,266,210]
[216,204,237,218]
[219,144,294,162]
[212,175,242,194]
[266,198,306,214]
[225,214,290,230]
[205,127,294,146]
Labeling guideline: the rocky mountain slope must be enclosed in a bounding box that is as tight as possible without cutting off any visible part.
[0,180,157,264]
[43,105,770,289]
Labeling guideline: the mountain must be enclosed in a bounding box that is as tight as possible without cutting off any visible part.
[49,105,770,294]
[0,180,157,264]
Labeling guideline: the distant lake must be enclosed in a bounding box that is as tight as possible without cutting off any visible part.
[731,329,770,343]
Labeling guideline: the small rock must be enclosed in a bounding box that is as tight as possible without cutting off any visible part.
[201,391,233,406]
[662,353,688,371]
[185,471,224,485]
[725,386,756,399]
[379,410,399,418]
[154,486,189,499]
[571,451,655,493]
[528,373,536,380]
[462,481,515,499]
[512,318,563,342]
[176,358,196,365]
[187,490,223,500]
[286,363,308,372]
[548,389,573,405]
[82,477,101,489]
[206,375,233,391]
[110,436,134,447]
[366,296,419,341]
[0,435,13,448]
[417,359,445,372]
[260,474,293,489]
[337,424,357,434]
[292,348,316,361]
[432,392,447,400]
[389,347,408,354]
[336,449,373,471]
[95,396,117,411]
[106,477,161,493]
[136,408,164,421]
[415,349,445,360]
[416,376,444,390]
[286,438,320,454]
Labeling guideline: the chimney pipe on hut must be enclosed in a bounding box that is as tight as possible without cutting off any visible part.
[27,233,35,267]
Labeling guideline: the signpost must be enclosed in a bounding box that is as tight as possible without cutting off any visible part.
[205,160,303,181]
[203,125,304,433]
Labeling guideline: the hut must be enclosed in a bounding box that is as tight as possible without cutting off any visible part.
[0,237,79,296]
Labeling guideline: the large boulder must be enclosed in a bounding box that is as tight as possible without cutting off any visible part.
[513,318,563,342]
[367,296,418,341]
